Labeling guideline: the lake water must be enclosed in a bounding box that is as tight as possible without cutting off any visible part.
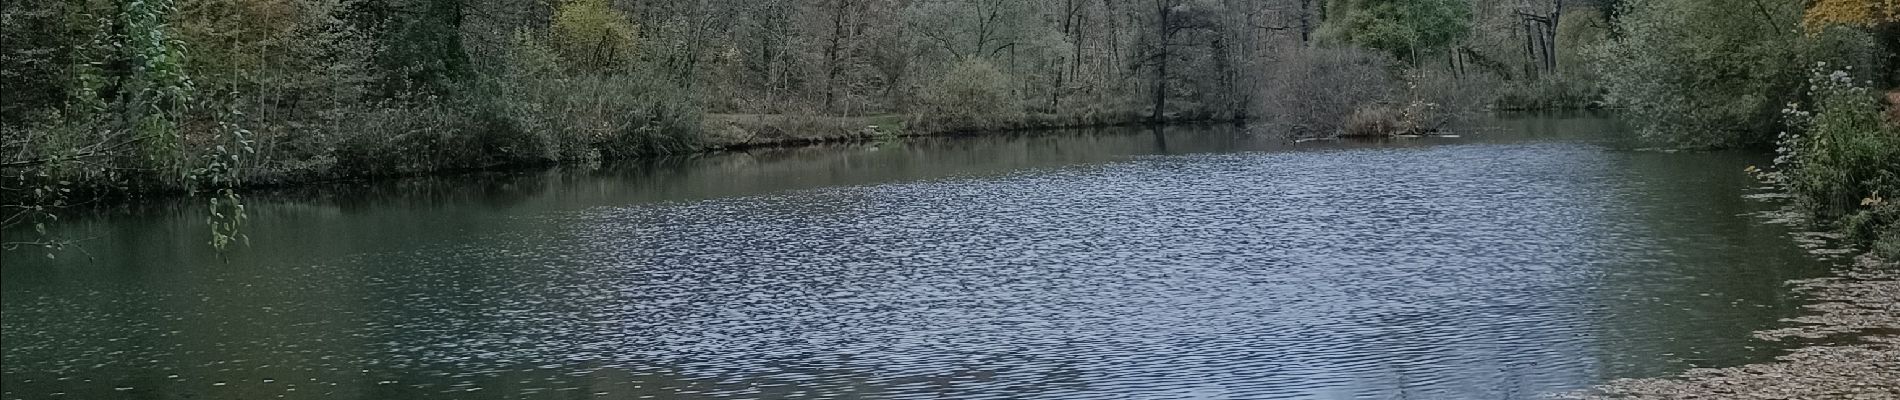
[0,114,1834,399]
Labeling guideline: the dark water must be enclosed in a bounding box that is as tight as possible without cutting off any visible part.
[1,115,1834,399]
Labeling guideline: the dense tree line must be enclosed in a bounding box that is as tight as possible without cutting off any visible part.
[0,0,1318,248]
[0,0,1629,249]
[4,0,1891,253]
[1591,0,1889,147]
[0,0,1623,172]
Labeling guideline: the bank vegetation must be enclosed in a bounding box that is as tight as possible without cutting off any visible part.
[1595,0,1899,256]
[2,0,1896,254]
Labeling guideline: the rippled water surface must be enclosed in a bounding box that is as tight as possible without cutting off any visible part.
[2,115,1834,399]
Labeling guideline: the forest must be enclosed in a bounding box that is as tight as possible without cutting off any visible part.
[2,0,1897,253]
[0,0,1619,180]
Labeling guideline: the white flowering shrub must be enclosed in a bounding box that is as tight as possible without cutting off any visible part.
[1778,62,1900,252]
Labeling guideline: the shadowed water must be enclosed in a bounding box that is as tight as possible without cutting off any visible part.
[1,115,1832,399]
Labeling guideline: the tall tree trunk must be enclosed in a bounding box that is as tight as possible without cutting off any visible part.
[1072,3,1085,80]
[1547,0,1563,72]
[824,0,848,113]
[1449,49,1460,79]
[1151,0,1170,123]
[1537,23,1553,76]
[1054,0,1077,111]
[1521,16,1538,80]
[1212,36,1235,118]
[1107,0,1123,87]
[1298,0,1313,45]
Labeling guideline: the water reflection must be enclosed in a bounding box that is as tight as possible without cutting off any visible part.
[2,114,1831,399]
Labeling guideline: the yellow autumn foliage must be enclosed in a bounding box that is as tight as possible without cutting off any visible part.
[1802,0,1900,33]
[551,0,639,72]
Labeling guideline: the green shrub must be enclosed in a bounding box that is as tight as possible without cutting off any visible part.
[1874,221,1900,259]
[485,76,701,162]
[329,97,490,175]
[913,59,1021,132]
[1316,0,1471,65]
[1591,0,1892,148]
[1590,0,1805,148]
[550,0,639,73]
[1779,65,1900,252]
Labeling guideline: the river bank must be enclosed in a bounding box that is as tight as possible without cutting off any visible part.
[1566,202,1900,399]
[699,112,1223,150]
[2,112,1219,207]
